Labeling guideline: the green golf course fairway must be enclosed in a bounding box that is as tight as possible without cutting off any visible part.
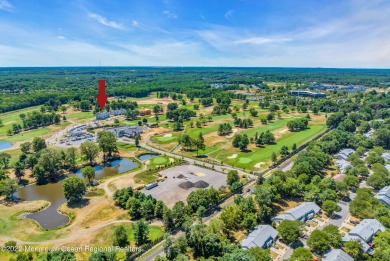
[210,123,327,170]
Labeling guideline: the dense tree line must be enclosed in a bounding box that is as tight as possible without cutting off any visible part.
[286,118,309,131]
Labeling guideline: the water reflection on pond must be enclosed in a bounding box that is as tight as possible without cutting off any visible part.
[138,153,158,161]
[15,158,137,229]
[0,141,13,150]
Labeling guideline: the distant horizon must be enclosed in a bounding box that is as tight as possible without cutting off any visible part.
[1,1,389,67]
[1,66,390,70]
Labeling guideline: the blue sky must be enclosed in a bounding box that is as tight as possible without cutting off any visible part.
[0,0,389,67]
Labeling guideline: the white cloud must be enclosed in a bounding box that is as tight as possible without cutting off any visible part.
[132,20,139,27]
[162,10,178,19]
[0,0,13,12]
[224,10,234,20]
[88,13,125,30]
[57,35,66,40]
[236,37,291,45]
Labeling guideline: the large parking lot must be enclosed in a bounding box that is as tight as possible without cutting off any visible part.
[142,165,227,208]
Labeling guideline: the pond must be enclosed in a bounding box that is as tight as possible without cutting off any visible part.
[75,158,138,180]
[138,153,158,161]
[15,158,138,229]
[0,141,13,150]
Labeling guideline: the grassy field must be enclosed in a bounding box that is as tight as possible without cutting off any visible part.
[151,133,179,144]
[116,142,137,151]
[209,123,327,170]
[134,170,159,184]
[187,124,220,139]
[66,111,94,120]
[0,106,41,136]
[240,116,302,137]
[2,128,50,142]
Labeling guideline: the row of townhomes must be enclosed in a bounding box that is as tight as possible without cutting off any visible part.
[241,198,388,259]
[334,148,355,173]
[342,219,385,255]
[95,108,127,120]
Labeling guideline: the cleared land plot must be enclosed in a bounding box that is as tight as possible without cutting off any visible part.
[142,165,226,208]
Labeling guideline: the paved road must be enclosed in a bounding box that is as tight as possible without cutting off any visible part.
[139,138,256,180]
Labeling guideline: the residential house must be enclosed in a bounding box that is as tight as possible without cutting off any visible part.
[374,186,390,208]
[342,219,385,253]
[334,149,355,160]
[241,225,278,249]
[334,149,355,173]
[96,111,110,120]
[273,202,321,223]
[382,152,390,161]
[323,249,354,261]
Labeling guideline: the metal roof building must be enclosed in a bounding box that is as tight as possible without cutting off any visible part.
[375,186,390,208]
[273,202,321,223]
[241,225,278,249]
[323,249,354,261]
[288,90,326,98]
[334,149,355,160]
[342,219,385,253]
[382,152,390,161]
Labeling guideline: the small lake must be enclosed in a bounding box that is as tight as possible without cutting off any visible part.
[138,153,158,161]
[15,158,137,229]
[0,141,13,150]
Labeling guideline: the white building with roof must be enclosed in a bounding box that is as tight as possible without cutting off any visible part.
[323,249,354,261]
[375,186,390,208]
[241,225,278,249]
[342,219,385,253]
[96,111,110,120]
[273,202,321,223]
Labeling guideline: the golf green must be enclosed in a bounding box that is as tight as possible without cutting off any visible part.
[238,157,252,164]
[157,136,175,142]
[152,156,168,165]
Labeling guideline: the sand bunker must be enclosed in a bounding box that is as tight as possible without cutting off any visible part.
[164,133,173,137]
[169,158,175,163]
[254,162,266,168]
[194,172,205,177]
[227,154,238,159]
[194,180,209,188]
[179,181,194,189]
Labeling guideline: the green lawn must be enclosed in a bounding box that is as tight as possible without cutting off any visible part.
[0,106,41,135]
[2,128,50,142]
[152,156,169,165]
[209,123,327,170]
[134,170,159,184]
[240,116,302,137]
[117,142,137,151]
[151,133,179,144]
[187,124,220,139]
[66,111,94,120]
